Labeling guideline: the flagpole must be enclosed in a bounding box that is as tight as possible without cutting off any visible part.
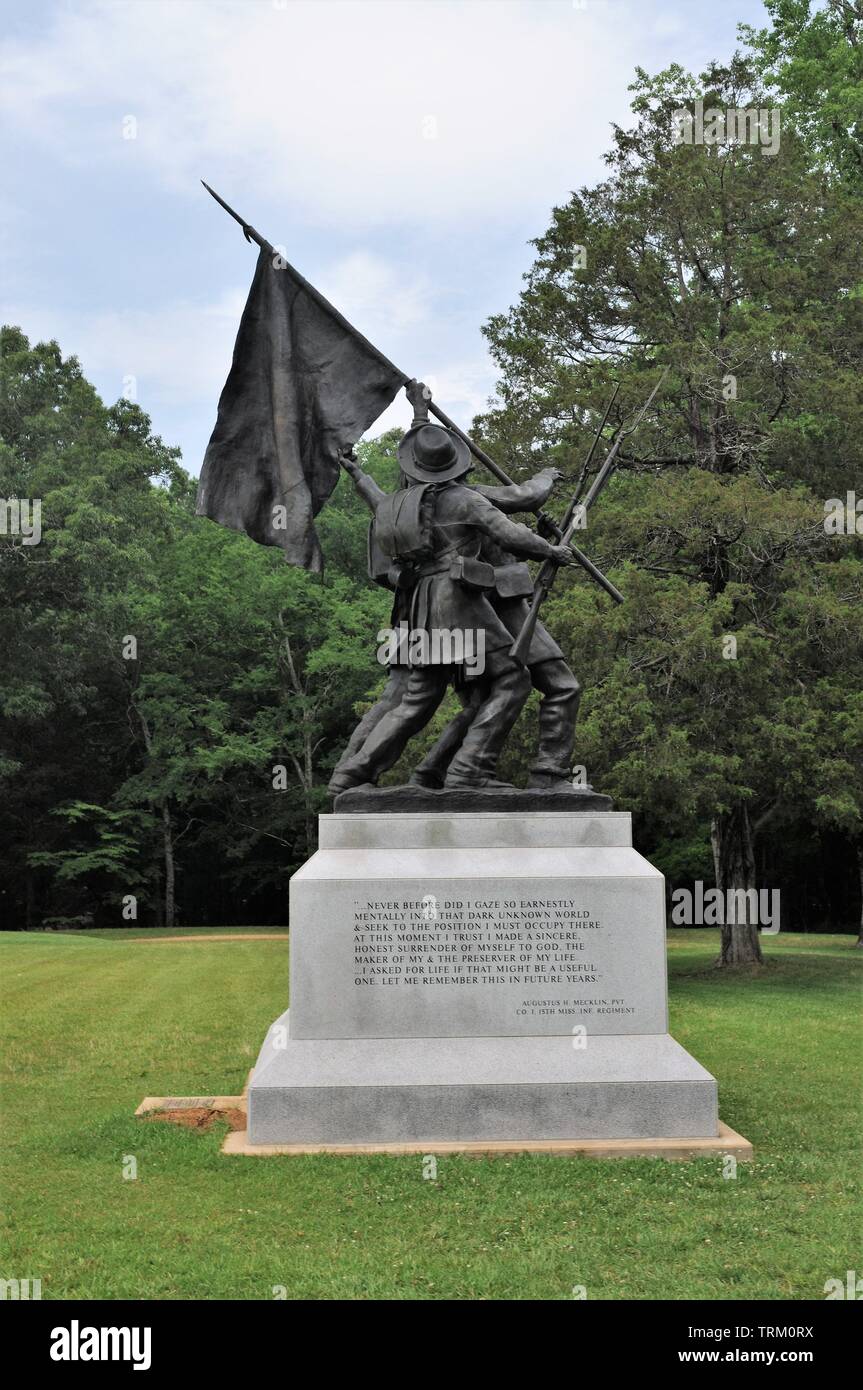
[201,181,411,390]
[200,182,627,602]
[201,182,524,488]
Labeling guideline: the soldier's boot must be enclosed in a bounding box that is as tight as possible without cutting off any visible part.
[410,685,482,788]
[527,772,576,792]
[445,656,531,788]
[329,666,411,794]
[525,659,582,792]
[409,768,446,789]
[329,666,448,793]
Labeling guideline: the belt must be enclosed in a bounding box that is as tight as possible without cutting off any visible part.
[413,554,459,579]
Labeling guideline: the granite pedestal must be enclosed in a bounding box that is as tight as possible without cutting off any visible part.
[247,811,719,1146]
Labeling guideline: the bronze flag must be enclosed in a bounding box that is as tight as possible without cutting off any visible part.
[196,247,404,572]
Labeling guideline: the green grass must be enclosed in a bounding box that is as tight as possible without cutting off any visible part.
[63,924,290,940]
[1,928,859,1300]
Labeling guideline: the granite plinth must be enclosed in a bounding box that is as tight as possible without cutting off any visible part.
[248,1014,718,1144]
[246,811,720,1147]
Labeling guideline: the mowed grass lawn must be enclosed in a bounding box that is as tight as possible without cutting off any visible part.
[0,927,859,1301]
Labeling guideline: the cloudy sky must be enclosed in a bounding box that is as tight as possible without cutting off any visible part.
[2,0,769,473]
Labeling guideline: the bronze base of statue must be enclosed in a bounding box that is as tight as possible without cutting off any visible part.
[331,783,614,814]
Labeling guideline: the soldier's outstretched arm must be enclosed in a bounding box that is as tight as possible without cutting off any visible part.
[467,492,574,564]
[338,449,388,513]
[474,466,563,515]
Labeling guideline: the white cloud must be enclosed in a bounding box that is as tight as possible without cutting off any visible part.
[317,250,433,337]
[651,12,687,39]
[4,288,246,406]
[2,0,767,468]
[4,251,442,443]
[0,0,639,228]
[367,352,494,437]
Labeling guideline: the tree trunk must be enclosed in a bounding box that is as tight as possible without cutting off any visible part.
[25,867,35,931]
[280,617,316,856]
[302,714,314,856]
[162,802,176,931]
[131,696,176,931]
[856,843,863,949]
[711,804,763,965]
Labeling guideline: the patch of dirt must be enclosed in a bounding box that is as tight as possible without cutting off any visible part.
[214,1108,246,1131]
[143,1107,246,1132]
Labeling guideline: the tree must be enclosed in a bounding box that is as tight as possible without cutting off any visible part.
[474,35,863,962]
[744,0,863,186]
[0,327,182,927]
[0,329,394,928]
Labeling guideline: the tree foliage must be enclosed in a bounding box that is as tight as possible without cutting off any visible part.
[475,11,862,956]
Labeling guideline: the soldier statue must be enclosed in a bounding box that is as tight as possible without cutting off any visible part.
[328,383,581,795]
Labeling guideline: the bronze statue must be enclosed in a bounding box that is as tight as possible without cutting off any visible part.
[195,190,664,810]
[329,384,580,793]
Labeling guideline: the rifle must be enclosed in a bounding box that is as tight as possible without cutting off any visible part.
[571,382,621,511]
[510,368,667,664]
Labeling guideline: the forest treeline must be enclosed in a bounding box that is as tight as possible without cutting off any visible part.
[1,1,861,937]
